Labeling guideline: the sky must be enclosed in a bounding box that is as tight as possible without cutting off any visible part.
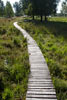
[57,0,65,13]
[3,0,65,13]
[3,0,19,6]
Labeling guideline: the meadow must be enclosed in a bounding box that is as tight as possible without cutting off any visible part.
[19,17,67,100]
[0,18,30,100]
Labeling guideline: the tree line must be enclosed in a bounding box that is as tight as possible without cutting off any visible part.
[0,0,67,20]
[14,0,59,21]
[14,0,67,19]
[0,0,14,17]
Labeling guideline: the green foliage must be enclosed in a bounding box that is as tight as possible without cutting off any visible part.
[0,0,5,16]
[13,37,21,47]
[0,18,30,100]
[53,78,67,100]
[61,1,67,16]
[0,26,7,35]
[25,3,33,15]
[2,88,13,100]
[5,1,14,18]
[13,2,22,16]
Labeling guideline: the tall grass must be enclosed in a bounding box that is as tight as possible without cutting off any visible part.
[0,18,30,100]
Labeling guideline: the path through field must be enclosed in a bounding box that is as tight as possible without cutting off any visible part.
[14,22,57,100]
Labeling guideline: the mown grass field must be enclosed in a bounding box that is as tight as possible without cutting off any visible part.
[0,18,30,100]
[19,17,67,100]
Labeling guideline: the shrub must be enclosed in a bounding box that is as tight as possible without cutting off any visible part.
[47,59,62,78]
[2,88,13,100]
[0,27,7,35]
[53,78,67,100]
[13,37,21,47]
[9,26,20,36]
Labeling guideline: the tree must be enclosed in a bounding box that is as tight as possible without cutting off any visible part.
[13,2,22,16]
[30,0,59,21]
[20,0,59,21]
[5,1,14,18]
[61,0,67,16]
[20,0,30,14]
[0,0,5,16]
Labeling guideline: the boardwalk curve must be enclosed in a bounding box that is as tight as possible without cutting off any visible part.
[14,22,57,100]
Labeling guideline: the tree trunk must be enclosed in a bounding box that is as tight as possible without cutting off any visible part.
[45,15,47,21]
[33,15,34,20]
[41,15,43,22]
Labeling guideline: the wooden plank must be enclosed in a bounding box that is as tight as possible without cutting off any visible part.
[28,82,53,85]
[30,71,50,73]
[30,71,50,74]
[28,84,53,87]
[29,77,51,79]
[26,94,57,98]
[26,98,57,100]
[27,91,56,95]
[28,88,55,92]
[29,81,53,83]
[29,76,51,79]
[29,79,52,81]
[28,87,54,89]
[30,69,49,71]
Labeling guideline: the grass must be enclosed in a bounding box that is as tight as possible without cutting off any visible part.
[49,17,67,22]
[19,17,67,100]
[0,18,30,100]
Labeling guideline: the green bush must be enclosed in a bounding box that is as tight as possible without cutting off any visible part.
[13,37,21,47]
[46,58,62,78]
[10,64,25,82]
[0,27,7,35]
[2,88,13,100]
[9,26,20,36]
[53,78,67,100]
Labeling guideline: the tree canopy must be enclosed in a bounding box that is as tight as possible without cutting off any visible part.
[0,0,5,16]
[5,1,14,18]
[20,0,59,21]
[13,2,22,16]
[61,0,67,16]
[0,0,14,18]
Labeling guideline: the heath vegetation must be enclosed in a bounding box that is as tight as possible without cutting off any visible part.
[0,18,30,100]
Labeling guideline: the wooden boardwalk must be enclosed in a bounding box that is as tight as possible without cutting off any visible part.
[14,22,57,100]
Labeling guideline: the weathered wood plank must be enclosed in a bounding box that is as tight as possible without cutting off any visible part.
[26,94,57,98]
[28,86,54,88]
[28,79,52,82]
[27,91,56,95]
[26,98,57,100]
[29,81,52,84]
[28,88,55,92]
[28,84,53,87]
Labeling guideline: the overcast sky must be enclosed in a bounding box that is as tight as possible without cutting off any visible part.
[3,0,19,5]
[3,0,65,13]
[57,0,65,13]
